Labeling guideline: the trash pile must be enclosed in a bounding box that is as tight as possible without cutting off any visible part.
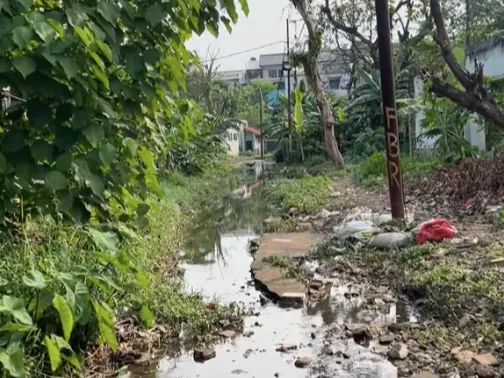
[333,207,458,250]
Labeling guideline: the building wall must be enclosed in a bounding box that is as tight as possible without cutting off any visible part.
[224,128,240,156]
[462,38,504,151]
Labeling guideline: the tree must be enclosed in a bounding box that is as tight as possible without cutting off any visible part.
[428,0,504,128]
[291,0,345,168]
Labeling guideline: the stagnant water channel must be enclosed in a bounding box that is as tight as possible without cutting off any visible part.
[135,161,407,378]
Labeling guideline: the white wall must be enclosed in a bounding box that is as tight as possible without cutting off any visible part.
[462,42,504,151]
[225,128,240,156]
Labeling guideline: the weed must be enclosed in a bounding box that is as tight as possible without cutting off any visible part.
[263,256,311,283]
[263,175,332,214]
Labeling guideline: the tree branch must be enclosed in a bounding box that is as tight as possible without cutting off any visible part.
[321,0,373,49]
[430,0,474,90]
[429,0,504,128]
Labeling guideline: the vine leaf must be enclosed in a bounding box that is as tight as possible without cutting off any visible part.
[44,171,67,191]
[12,26,33,49]
[13,56,36,78]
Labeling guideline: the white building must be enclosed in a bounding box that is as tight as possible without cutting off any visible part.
[463,34,504,151]
[224,127,240,156]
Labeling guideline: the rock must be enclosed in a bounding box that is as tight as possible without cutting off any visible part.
[388,323,408,333]
[454,350,476,364]
[379,334,395,345]
[294,357,312,368]
[310,280,324,290]
[311,332,316,339]
[429,248,448,260]
[259,294,269,306]
[474,365,495,378]
[335,350,350,359]
[275,344,297,352]
[352,326,373,340]
[274,374,280,378]
[219,330,236,338]
[231,369,246,375]
[388,343,409,360]
[411,372,439,378]
[322,345,336,356]
[374,298,385,306]
[382,294,396,303]
[243,330,254,337]
[243,349,253,359]
[472,353,499,366]
[193,348,216,362]
[288,207,298,216]
[459,314,472,328]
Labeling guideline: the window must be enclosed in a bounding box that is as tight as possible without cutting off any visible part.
[233,133,238,141]
[228,133,232,141]
[268,69,278,78]
[329,77,341,90]
[277,81,285,90]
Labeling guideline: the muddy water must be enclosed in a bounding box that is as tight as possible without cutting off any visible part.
[145,161,400,377]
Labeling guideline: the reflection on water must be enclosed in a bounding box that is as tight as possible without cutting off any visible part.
[181,164,266,265]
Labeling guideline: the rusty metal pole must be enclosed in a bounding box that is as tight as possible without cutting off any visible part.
[375,0,405,219]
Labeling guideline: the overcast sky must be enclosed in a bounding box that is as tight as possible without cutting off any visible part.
[186,0,296,71]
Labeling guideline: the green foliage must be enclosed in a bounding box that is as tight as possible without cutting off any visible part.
[341,67,420,157]
[353,152,442,187]
[420,96,480,162]
[264,175,332,214]
[0,0,247,225]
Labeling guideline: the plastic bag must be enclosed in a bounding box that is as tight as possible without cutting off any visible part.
[337,220,381,241]
[417,219,457,245]
[369,232,413,249]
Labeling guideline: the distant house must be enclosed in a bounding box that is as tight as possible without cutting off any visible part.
[243,127,262,155]
[224,127,240,156]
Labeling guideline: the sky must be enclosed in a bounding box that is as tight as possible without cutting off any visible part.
[186,0,296,72]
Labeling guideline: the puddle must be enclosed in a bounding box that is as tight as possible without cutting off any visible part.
[133,161,401,377]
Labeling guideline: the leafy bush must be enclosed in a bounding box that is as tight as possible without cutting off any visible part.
[264,175,332,214]
[353,152,442,187]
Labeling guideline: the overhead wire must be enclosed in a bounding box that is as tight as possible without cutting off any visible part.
[199,41,286,63]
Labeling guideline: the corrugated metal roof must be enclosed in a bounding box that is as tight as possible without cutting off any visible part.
[259,53,286,67]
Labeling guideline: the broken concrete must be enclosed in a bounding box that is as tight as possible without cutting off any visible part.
[251,233,325,305]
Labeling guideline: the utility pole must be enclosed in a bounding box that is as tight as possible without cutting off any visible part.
[374,0,405,219]
[286,18,293,163]
[259,87,264,161]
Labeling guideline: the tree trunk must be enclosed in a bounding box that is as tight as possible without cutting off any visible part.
[291,0,345,168]
[313,75,344,167]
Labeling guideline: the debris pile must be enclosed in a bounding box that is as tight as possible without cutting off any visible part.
[408,153,504,215]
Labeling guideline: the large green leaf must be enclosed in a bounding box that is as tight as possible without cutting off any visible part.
[58,56,78,79]
[33,21,56,43]
[89,229,119,253]
[44,336,61,372]
[16,0,32,10]
[122,137,138,156]
[0,345,25,377]
[12,26,33,49]
[82,124,104,145]
[97,1,121,25]
[140,305,154,328]
[44,171,67,191]
[93,301,117,351]
[99,143,117,166]
[31,141,54,162]
[145,4,164,26]
[13,56,36,78]
[22,269,49,289]
[53,294,74,341]
[238,0,249,16]
[55,153,72,172]
[0,296,32,325]
[223,0,238,23]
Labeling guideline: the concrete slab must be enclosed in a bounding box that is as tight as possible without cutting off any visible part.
[251,232,326,306]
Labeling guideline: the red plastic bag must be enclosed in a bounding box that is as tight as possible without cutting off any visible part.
[417,219,457,245]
